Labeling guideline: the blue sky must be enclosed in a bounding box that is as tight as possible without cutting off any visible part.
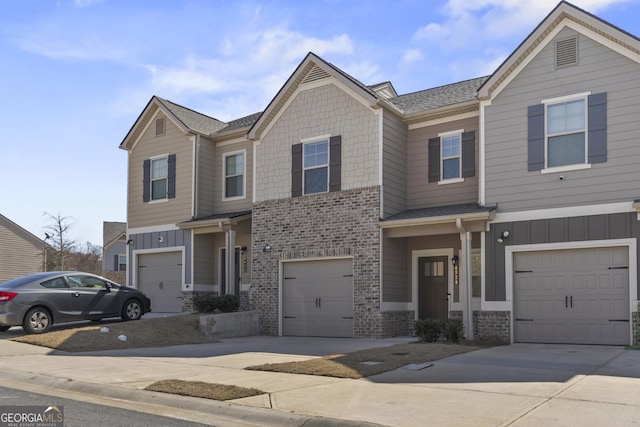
[1,0,639,248]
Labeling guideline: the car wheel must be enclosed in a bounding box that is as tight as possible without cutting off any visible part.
[23,307,52,334]
[0,325,11,332]
[121,299,142,321]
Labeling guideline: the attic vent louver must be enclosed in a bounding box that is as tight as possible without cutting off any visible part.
[155,117,165,136]
[302,65,331,84]
[555,37,578,68]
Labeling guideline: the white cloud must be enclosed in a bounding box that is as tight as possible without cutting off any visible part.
[402,48,423,65]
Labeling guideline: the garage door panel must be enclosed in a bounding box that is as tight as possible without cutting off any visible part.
[514,247,629,345]
[283,259,353,338]
[138,252,183,313]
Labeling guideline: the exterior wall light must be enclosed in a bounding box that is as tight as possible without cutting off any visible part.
[497,231,509,244]
[263,244,272,253]
[451,255,459,266]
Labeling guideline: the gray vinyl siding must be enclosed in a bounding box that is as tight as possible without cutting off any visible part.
[213,139,254,213]
[407,116,479,209]
[382,236,408,302]
[193,233,216,285]
[196,137,216,216]
[0,218,43,282]
[127,112,193,228]
[382,111,408,217]
[486,212,640,301]
[485,28,640,211]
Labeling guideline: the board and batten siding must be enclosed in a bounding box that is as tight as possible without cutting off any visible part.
[486,212,640,301]
[0,219,43,282]
[382,236,409,302]
[255,83,379,202]
[127,112,194,228]
[406,116,479,209]
[382,111,408,217]
[484,28,640,211]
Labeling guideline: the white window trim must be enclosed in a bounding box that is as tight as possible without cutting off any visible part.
[302,137,330,195]
[117,254,127,272]
[222,149,247,201]
[542,92,591,172]
[438,129,464,184]
[149,154,169,202]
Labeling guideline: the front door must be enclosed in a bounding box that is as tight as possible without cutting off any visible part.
[418,256,449,319]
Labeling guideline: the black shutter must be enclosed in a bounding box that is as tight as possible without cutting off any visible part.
[527,104,545,171]
[114,254,119,271]
[588,92,607,164]
[291,143,303,197]
[329,135,342,192]
[143,159,151,202]
[461,130,475,178]
[167,154,176,199]
[428,137,440,182]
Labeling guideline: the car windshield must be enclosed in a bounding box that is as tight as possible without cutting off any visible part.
[0,273,55,289]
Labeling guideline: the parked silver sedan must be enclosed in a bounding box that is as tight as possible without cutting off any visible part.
[0,271,152,334]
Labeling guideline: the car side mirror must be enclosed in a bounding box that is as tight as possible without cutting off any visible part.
[105,283,112,293]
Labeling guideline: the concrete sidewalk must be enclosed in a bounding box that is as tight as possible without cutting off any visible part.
[1,335,639,426]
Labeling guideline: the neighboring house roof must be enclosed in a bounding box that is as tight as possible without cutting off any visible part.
[478,1,640,100]
[103,221,126,248]
[380,203,497,228]
[214,112,263,136]
[156,97,228,135]
[0,214,44,247]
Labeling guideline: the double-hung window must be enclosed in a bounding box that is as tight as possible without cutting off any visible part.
[224,150,245,200]
[546,96,586,168]
[528,92,607,172]
[303,140,329,195]
[117,254,126,272]
[441,133,461,180]
[151,157,168,200]
[143,154,176,203]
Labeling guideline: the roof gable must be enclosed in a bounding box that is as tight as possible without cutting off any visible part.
[0,214,44,247]
[119,96,227,151]
[478,1,640,100]
[247,52,380,140]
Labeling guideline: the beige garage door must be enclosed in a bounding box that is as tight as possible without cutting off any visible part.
[138,252,183,312]
[514,247,629,345]
[283,259,354,337]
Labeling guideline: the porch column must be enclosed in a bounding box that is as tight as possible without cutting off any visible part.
[226,229,236,296]
[456,219,474,340]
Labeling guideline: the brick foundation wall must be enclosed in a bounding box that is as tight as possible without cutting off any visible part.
[381,311,415,337]
[250,186,381,337]
[450,310,511,343]
[103,271,126,284]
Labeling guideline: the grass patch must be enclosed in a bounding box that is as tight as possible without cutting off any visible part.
[146,379,264,401]
[625,345,640,350]
[247,342,481,379]
[10,314,214,352]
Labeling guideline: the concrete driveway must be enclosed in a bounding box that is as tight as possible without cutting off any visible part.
[1,334,639,426]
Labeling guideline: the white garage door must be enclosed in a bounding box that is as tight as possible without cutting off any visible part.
[138,252,183,313]
[514,247,629,345]
[283,259,354,338]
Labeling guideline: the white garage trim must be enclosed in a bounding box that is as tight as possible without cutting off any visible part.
[504,238,637,344]
[132,246,186,291]
[279,256,353,337]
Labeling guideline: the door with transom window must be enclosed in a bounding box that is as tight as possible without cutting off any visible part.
[418,256,449,319]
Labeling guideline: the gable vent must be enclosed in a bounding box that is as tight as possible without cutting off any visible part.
[555,37,578,68]
[155,117,165,136]
[302,65,331,84]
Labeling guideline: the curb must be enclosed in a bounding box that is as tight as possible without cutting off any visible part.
[3,370,385,427]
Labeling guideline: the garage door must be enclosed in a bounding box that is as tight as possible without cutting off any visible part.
[282,259,354,337]
[138,252,183,312]
[514,247,629,345]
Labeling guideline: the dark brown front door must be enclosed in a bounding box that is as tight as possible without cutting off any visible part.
[418,256,448,319]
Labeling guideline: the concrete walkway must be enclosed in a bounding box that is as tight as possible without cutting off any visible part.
[1,333,639,426]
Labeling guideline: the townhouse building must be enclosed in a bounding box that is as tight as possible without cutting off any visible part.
[119,1,640,344]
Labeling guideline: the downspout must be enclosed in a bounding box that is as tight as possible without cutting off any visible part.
[456,218,474,340]
[218,221,235,296]
[192,135,200,218]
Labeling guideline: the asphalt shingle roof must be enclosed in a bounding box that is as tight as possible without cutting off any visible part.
[215,112,263,134]
[157,97,228,135]
[382,203,497,222]
[388,76,489,114]
[181,210,252,224]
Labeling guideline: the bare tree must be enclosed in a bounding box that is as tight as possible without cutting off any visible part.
[43,212,76,271]
[72,241,103,275]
